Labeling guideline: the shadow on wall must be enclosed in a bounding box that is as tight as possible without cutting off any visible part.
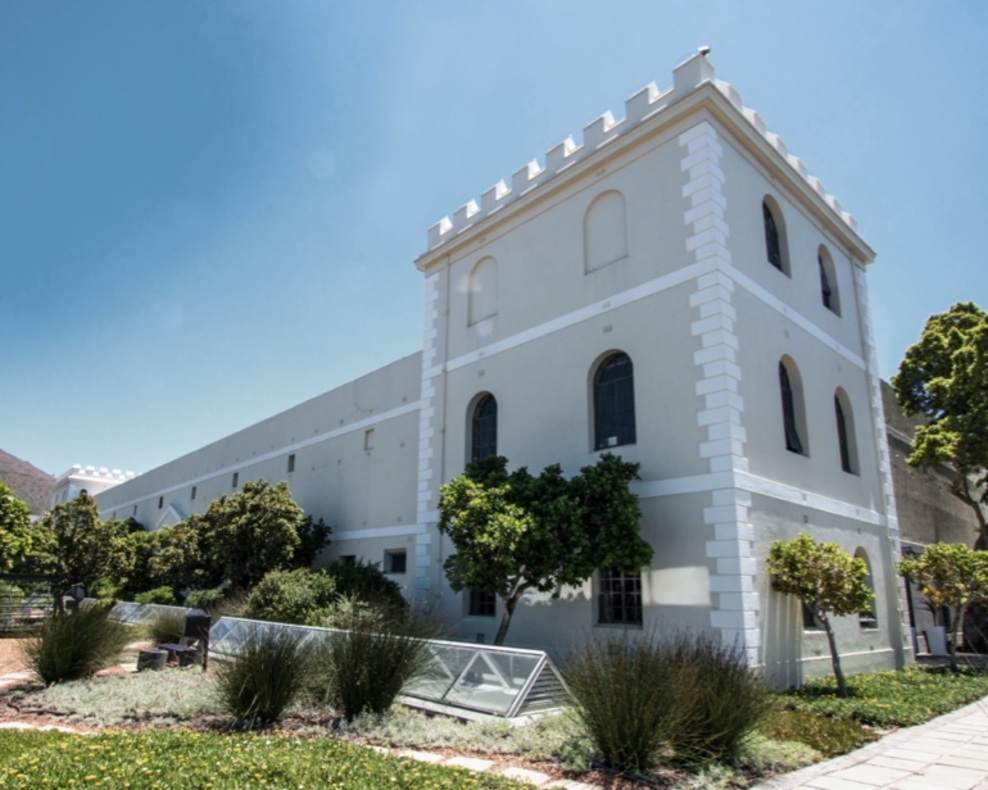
[763,590,802,690]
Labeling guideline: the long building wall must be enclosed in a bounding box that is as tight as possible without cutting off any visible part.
[96,53,909,681]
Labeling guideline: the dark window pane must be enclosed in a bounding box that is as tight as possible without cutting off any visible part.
[469,589,496,617]
[764,202,783,270]
[819,255,833,309]
[594,354,636,450]
[598,567,642,625]
[472,395,498,461]
[835,396,852,473]
[779,363,803,454]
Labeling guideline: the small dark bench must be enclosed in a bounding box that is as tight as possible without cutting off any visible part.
[157,642,199,667]
[157,613,212,670]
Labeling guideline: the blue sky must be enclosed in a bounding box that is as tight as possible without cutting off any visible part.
[3,1,986,477]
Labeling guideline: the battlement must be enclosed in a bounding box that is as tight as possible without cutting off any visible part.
[57,464,136,484]
[425,50,857,253]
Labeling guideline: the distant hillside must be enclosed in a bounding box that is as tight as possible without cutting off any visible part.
[0,449,54,515]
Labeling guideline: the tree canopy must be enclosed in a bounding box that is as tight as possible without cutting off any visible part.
[892,302,988,546]
[438,453,651,645]
[898,542,988,671]
[0,483,36,573]
[767,533,874,697]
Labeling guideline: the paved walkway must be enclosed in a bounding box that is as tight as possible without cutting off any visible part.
[754,695,988,790]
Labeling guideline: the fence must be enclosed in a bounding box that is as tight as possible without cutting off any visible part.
[0,573,56,633]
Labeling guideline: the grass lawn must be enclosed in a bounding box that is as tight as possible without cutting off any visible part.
[0,729,525,789]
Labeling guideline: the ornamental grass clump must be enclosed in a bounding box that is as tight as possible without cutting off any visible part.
[146,609,185,646]
[564,631,681,773]
[311,596,435,721]
[22,605,133,685]
[663,631,770,766]
[565,629,768,773]
[213,628,311,725]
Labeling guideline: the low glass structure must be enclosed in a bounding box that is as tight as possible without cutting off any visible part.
[209,616,568,719]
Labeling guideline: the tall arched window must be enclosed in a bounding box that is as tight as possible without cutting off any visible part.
[818,245,840,315]
[779,359,806,455]
[763,197,789,275]
[855,548,878,629]
[471,394,497,461]
[834,389,858,474]
[594,353,636,450]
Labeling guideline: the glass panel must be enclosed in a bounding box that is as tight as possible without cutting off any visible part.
[206,617,566,717]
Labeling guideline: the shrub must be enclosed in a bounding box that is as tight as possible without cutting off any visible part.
[242,568,337,625]
[213,628,311,725]
[565,630,768,772]
[323,559,406,613]
[146,610,186,645]
[311,596,434,721]
[22,606,133,685]
[184,587,226,612]
[135,586,178,606]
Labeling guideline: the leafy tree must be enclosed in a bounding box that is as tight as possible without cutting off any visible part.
[201,480,331,590]
[767,533,874,698]
[438,453,651,645]
[898,542,988,671]
[148,514,222,595]
[892,302,988,546]
[0,483,36,573]
[41,492,131,608]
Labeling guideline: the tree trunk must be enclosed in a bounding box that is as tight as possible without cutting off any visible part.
[948,604,965,672]
[493,594,517,646]
[952,480,988,548]
[821,614,849,698]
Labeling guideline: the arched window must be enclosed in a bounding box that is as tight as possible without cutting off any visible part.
[855,549,878,629]
[834,389,858,475]
[468,257,498,326]
[593,353,636,450]
[779,359,806,455]
[471,394,497,461]
[763,197,789,275]
[584,190,628,273]
[818,245,840,315]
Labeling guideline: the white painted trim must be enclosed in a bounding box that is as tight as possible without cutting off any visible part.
[422,265,865,382]
[332,523,428,543]
[632,472,885,527]
[432,260,716,378]
[98,400,423,514]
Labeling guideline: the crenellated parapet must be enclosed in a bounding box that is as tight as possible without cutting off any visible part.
[426,49,858,252]
[56,465,136,484]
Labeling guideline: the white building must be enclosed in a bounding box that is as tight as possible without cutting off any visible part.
[95,52,910,684]
[52,465,135,508]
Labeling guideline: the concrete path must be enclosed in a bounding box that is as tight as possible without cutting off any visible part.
[754,695,988,790]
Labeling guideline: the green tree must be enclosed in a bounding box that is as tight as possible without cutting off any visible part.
[201,480,330,590]
[767,533,874,698]
[0,483,36,573]
[898,542,988,671]
[438,453,651,645]
[892,302,988,546]
[41,492,131,608]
